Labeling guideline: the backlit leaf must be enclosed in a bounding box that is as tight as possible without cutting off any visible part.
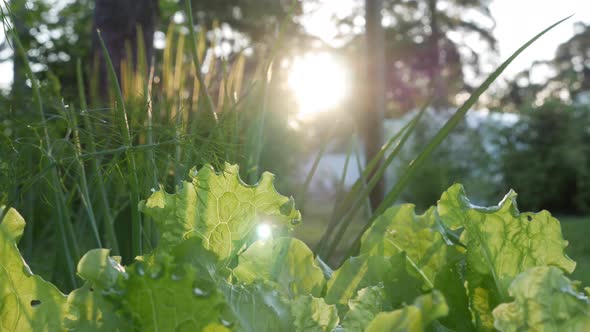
[139,163,301,263]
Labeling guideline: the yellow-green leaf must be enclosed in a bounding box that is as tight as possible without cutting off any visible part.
[139,163,301,262]
[0,207,67,331]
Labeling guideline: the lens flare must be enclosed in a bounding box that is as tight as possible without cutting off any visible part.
[256,223,272,240]
[288,52,349,117]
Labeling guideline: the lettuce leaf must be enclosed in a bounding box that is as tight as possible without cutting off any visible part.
[64,249,129,331]
[233,237,325,298]
[325,253,424,308]
[292,295,339,332]
[2,173,586,332]
[63,283,129,332]
[438,184,576,330]
[221,281,295,331]
[493,266,590,332]
[360,205,447,288]
[121,260,230,331]
[139,164,301,262]
[0,207,67,331]
[341,285,390,332]
[230,237,336,331]
[432,249,476,331]
[364,291,448,332]
[73,245,229,331]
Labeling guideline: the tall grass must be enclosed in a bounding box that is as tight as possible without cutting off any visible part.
[76,59,121,254]
[1,4,281,289]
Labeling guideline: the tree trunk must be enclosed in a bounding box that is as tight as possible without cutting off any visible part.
[428,0,445,108]
[364,0,386,210]
[11,0,27,107]
[91,0,158,99]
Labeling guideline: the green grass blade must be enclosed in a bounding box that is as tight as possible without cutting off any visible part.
[314,136,354,255]
[136,25,148,98]
[298,120,340,210]
[62,101,102,248]
[353,138,372,215]
[174,101,184,187]
[184,0,217,120]
[322,106,425,259]
[145,58,158,188]
[327,116,416,225]
[96,29,143,256]
[4,8,78,288]
[315,112,419,256]
[343,15,572,262]
[246,64,272,184]
[143,60,158,250]
[329,137,354,217]
[76,59,120,254]
[376,15,571,217]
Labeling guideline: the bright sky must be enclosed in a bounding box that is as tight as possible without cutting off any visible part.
[302,0,590,82]
[491,0,590,81]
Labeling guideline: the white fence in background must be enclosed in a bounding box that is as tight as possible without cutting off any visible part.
[298,108,519,197]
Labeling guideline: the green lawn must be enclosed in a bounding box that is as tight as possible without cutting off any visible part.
[559,215,590,285]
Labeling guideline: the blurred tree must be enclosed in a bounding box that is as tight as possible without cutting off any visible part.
[498,99,590,214]
[489,22,590,214]
[340,0,497,113]
[5,0,302,103]
[5,0,95,101]
[344,0,496,207]
[9,0,27,105]
[386,0,497,112]
[493,22,590,110]
[552,22,590,101]
[176,0,302,42]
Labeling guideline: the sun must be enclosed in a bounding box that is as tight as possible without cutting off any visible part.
[288,52,350,117]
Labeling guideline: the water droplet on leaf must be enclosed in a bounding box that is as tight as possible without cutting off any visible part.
[171,266,185,281]
[135,262,146,276]
[22,266,33,277]
[150,265,165,279]
[192,279,214,297]
[216,304,235,328]
[192,287,209,297]
[219,318,234,328]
